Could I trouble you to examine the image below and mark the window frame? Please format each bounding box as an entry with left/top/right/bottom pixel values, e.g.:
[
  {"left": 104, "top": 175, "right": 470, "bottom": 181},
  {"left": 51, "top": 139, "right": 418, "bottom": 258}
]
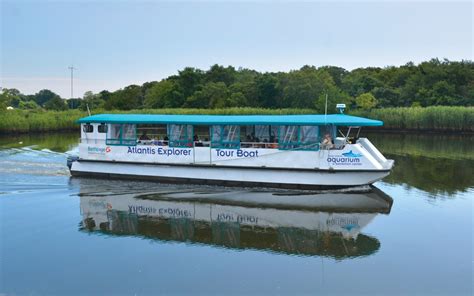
[
  {"left": 83, "top": 123, "right": 94, "bottom": 133},
  {"left": 105, "top": 124, "right": 137, "bottom": 146},
  {"left": 167, "top": 124, "right": 194, "bottom": 148},
  {"left": 211, "top": 125, "right": 241, "bottom": 149},
  {"left": 278, "top": 125, "right": 320, "bottom": 151},
  {"left": 98, "top": 123, "right": 108, "bottom": 133}
]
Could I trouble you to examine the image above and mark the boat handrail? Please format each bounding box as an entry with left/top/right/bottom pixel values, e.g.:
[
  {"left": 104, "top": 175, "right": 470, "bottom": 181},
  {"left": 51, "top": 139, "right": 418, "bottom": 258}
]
[
  {"left": 80, "top": 138, "right": 107, "bottom": 145},
  {"left": 80, "top": 138, "right": 347, "bottom": 151}
]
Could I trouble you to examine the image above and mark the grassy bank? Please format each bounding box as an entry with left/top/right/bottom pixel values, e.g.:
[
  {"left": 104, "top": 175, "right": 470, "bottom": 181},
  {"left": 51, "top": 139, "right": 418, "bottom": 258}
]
[
  {"left": 0, "top": 109, "right": 87, "bottom": 133},
  {"left": 0, "top": 106, "right": 472, "bottom": 134},
  {"left": 0, "top": 108, "right": 315, "bottom": 133},
  {"left": 352, "top": 106, "right": 474, "bottom": 132}
]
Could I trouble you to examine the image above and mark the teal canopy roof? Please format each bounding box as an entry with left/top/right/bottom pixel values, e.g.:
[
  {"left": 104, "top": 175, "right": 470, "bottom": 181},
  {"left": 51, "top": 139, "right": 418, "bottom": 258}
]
[{"left": 77, "top": 113, "right": 383, "bottom": 126}]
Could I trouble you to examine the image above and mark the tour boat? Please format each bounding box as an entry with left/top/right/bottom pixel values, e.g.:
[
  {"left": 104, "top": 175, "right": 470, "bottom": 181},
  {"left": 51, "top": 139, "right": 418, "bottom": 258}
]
[{"left": 69, "top": 107, "right": 394, "bottom": 188}]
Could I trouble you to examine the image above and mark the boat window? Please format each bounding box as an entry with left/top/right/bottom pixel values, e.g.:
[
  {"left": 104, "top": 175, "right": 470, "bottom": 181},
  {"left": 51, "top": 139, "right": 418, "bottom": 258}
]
[
  {"left": 211, "top": 125, "right": 240, "bottom": 149},
  {"left": 211, "top": 125, "right": 222, "bottom": 146},
  {"left": 83, "top": 124, "right": 93, "bottom": 133},
  {"left": 335, "top": 126, "right": 360, "bottom": 146},
  {"left": 279, "top": 125, "right": 320, "bottom": 150},
  {"left": 106, "top": 124, "right": 122, "bottom": 145},
  {"left": 105, "top": 124, "right": 136, "bottom": 146},
  {"left": 255, "top": 125, "right": 269, "bottom": 141},
  {"left": 320, "top": 125, "right": 338, "bottom": 150},
  {"left": 279, "top": 125, "right": 299, "bottom": 149},
  {"left": 136, "top": 124, "right": 168, "bottom": 145},
  {"left": 168, "top": 124, "right": 193, "bottom": 147},
  {"left": 121, "top": 124, "right": 137, "bottom": 145},
  {"left": 320, "top": 125, "right": 336, "bottom": 140},
  {"left": 300, "top": 126, "right": 319, "bottom": 150},
  {"left": 242, "top": 125, "right": 278, "bottom": 148},
  {"left": 98, "top": 123, "right": 107, "bottom": 133},
  {"left": 194, "top": 125, "right": 210, "bottom": 147}
]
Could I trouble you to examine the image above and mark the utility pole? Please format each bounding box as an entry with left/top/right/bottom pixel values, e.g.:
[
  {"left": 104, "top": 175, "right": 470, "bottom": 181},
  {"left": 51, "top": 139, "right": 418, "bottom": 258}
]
[
  {"left": 324, "top": 92, "right": 328, "bottom": 125},
  {"left": 68, "top": 66, "right": 76, "bottom": 99}
]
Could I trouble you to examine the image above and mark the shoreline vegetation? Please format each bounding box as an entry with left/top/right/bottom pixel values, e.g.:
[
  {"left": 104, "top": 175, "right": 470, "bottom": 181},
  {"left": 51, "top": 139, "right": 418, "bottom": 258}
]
[
  {"left": 1, "top": 106, "right": 473, "bottom": 134},
  {"left": 1, "top": 59, "right": 472, "bottom": 134}
]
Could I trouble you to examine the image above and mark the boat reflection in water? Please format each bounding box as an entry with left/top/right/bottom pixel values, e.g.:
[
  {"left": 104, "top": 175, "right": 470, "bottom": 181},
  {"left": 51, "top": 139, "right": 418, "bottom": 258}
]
[{"left": 78, "top": 180, "right": 392, "bottom": 259}]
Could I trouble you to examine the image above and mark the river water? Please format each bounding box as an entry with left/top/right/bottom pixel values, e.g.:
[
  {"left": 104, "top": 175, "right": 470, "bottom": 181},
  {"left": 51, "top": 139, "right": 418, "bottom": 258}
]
[{"left": 0, "top": 132, "right": 472, "bottom": 295}]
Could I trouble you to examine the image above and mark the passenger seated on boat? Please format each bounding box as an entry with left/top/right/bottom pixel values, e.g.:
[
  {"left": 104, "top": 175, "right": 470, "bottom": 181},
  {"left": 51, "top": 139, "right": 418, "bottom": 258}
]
[
  {"left": 194, "top": 135, "right": 203, "bottom": 147},
  {"left": 163, "top": 136, "right": 169, "bottom": 146},
  {"left": 268, "top": 136, "right": 277, "bottom": 149},
  {"left": 242, "top": 135, "right": 252, "bottom": 148},
  {"left": 150, "top": 137, "right": 159, "bottom": 145},
  {"left": 321, "top": 133, "right": 334, "bottom": 149},
  {"left": 269, "top": 138, "right": 278, "bottom": 149},
  {"left": 253, "top": 137, "right": 261, "bottom": 148},
  {"left": 139, "top": 132, "right": 150, "bottom": 141}
]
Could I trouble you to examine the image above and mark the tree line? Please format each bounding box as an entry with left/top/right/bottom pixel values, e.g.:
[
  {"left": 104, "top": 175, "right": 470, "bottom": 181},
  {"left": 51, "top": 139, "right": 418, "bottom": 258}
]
[{"left": 1, "top": 58, "right": 472, "bottom": 112}]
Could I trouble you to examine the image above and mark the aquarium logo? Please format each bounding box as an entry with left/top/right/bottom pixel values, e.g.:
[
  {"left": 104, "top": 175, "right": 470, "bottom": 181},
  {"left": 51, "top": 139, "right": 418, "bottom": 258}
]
[
  {"left": 342, "top": 150, "right": 363, "bottom": 158},
  {"left": 327, "top": 150, "right": 363, "bottom": 165}
]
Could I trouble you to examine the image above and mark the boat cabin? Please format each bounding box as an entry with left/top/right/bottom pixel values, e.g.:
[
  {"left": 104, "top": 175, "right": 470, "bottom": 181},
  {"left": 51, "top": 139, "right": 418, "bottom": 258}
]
[{"left": 79, "top": 114, "right": 382, "bottom": 151}]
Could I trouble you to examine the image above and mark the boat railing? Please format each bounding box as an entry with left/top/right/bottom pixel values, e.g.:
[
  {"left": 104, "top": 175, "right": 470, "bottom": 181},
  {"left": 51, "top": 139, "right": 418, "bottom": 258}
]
[
  {"left": 80, "top": 138, "right": 345, "bottom": 151},
  {"left": 135, "top": 141, "right": 279, "bottom": 149},
  {"left": 320, "top": 143, "right": 346, "bottom": 150},
  {"left": 240, "top": 142, "right": 279, "bottom": 149}
]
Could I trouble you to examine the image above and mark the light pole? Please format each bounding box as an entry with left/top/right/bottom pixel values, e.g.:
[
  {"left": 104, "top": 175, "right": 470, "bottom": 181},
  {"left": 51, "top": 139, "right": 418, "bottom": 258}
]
[{"left": 68, "top": 66, "right": 76, "bottom": 99}]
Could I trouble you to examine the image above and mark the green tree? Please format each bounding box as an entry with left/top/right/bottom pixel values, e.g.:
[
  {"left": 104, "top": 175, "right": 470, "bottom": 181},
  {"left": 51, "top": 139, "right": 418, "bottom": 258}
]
[
  {"left": 205, "top": 65, "right": 236, "bottom": 85},
  {"left": 282, "top": 66, "right": 343, "bottom": 110},
  {"left": 255, "top": 74, "right": 281, "bottom": 108},
  {"left": 44, "top": 96, "right": 69, "bottom": 110},
  {"left": 176, "top": 67, "right": 204, "bottom": 99},
  {"left": 229, "top": 68, "right": 259, "bottom": 107},
  {"left": 67, "top": 98, "right": 82, "bottom": 109},
  {"left": 356, "top": 93, "right": 378, "bottom": 110},
  {"left": 33, "top": 89, "right": 62, "bottom": 107},
  {"left": 319, "top": 66, "right": 347, "bottom": 88},
  {"left": 185, "top": 82, "right": 229, "bottom": 108},
  {"left": 0, "top": 88, "right": 21, "bottom": 108},
  {"left": 342, "top": 68, "right": 383, "bottom": 97},
  {"left": 0, "top": 90, "right": 8, "bottom": 109},
  {"left": 228, "top": 92, "right": 247, "bottom": 107},
  {"left": 282, "top": 67, "right": 322, "bottom": 108},
  {"left": 41, "top": 59, "right": 472, "bottom": 111},
  {"left": 19, "top": 100, "right": 40, "bottom": 109},
  {"left": 79, "top": 91, "right": 105, "bottom": 111},
  {"left": 105, "top": 85, "right": 142, "bottom": 110},
  {"left": 98, "top": 90, "right": 112, "bottom": 102},
  {"left": 144, "top": 80, "right": 184, "bottom": 108},
  {"left": 371, "top": 87, "right": 400, "bottom": 107}
]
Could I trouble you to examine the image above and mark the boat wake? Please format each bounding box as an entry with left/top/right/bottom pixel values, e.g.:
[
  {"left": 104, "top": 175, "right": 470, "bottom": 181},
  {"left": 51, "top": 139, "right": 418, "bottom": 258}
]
[{"left": 0, "top": 147, "right": 70, "bottom": 176}]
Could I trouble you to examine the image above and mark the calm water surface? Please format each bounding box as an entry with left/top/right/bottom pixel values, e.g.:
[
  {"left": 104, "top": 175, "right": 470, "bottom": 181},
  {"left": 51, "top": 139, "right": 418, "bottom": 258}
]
[{"left": 0, "top": 132, "right": 472, "bottom": 295}]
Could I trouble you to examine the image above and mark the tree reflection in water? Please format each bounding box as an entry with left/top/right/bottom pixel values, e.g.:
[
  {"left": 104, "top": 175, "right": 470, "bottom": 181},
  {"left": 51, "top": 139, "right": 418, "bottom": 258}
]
[{"left": 362, "top": 132, "right": 474, "bottom": 195}]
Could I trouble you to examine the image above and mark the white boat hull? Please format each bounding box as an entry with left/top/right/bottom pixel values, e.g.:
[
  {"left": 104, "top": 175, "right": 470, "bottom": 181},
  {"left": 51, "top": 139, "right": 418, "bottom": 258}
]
[{"left": 71, "top": 160, "right": 391, "bottom": 188}]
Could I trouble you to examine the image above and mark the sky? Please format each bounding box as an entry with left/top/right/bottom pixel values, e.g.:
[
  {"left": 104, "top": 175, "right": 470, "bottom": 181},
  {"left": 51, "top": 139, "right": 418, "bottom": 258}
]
[{"left": 1, "top": 0, "right": 472, "bottom": 98}]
